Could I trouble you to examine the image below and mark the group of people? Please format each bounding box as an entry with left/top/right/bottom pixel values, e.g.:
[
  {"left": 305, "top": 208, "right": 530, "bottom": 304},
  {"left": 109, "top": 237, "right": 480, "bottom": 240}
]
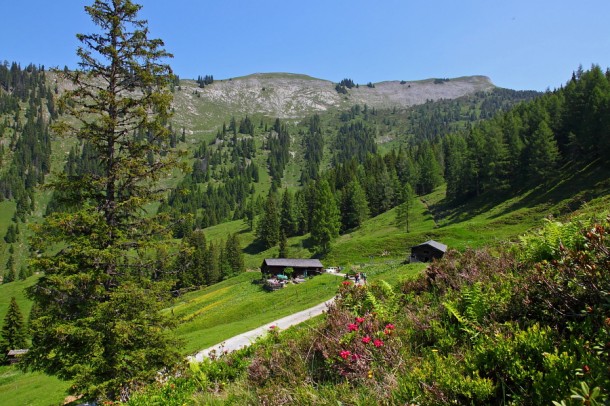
[{"left": 345, "top": 271, "right": 367, "bottom": 284}]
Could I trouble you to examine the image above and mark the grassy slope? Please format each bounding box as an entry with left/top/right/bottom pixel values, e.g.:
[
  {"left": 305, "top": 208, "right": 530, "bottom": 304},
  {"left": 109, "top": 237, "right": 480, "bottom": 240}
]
[
  {"left": 171, "top": 262, "right": 426, "bottom": 355},
  {"left": 0, "top": 366, "right": 69, "bottom": 406}
]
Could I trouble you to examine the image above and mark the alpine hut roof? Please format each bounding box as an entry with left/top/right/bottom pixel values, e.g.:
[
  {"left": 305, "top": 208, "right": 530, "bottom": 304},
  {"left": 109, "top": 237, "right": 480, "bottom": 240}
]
[{"left": 411, "top": 240, "right": 447, "bottom": 253}]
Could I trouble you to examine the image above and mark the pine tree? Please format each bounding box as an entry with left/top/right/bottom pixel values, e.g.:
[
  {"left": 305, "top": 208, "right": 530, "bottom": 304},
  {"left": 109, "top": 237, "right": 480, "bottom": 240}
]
[
  {"left": 280, "top": 189, "right": 297, "bottom": 237},
  {"left": 310, "top": 179, "right": 341, "bottom": 255},
  {"left": 1, "top": 297, "right": 27, "bottom": 358},
  {"left": 525, "top": 120, "right": 559, "bottom": 182},
  {"left": 204, "top": 241, "right": 220, "bottom": 285},
  {"left": 225, "top": 233, "right": 244, "bottom": 277},
  {"left": 25, "top": 1, "right": 181, "bottom": 400},
  {"left": 278, "top": 230, "right": 288, "bottom": 258},
  {"left": 4, "top": 254, "right": 16, "bottom": 283},
  {"left": 340, "top": 179, "right": 369, "bottom": 232},
  {"left": 396, "top": 183, "right": 415, "bottom": 233},
  {"left": 256, "top": 194, "right": 280, "bottom": 249},
  {"left": 2, "top": 297, "right": 27, "bottom": 353}
]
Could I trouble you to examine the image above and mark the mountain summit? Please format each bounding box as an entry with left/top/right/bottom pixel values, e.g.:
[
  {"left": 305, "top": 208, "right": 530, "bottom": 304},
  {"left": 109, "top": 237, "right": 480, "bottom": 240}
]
[{"left": 172, "top": 73, "right": 494, "bottom": 123}]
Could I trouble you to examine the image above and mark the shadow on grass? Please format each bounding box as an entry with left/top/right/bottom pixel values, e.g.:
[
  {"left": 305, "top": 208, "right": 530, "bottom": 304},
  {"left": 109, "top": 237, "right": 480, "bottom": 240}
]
[
  {"left": 428, "top": 159, "right": 610, "bottom": 227},
  {"left": 243, "top": 239, "right": 267, "bottom": 255}
]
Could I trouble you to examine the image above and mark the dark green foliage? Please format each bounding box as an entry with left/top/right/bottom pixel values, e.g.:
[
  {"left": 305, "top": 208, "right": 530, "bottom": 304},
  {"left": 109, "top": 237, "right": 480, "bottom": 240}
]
[
  {"left": 278, "top": 230, "right": 288, "bottom": 258},
  {"left": 340, "top": 179, "right": 369, "bottom": 232},
  {"left": 266, "top": 119, "right": 290, "bottom": 189},
  {"left": 334, "top": 120, "right": 377, "bottom": 165},
  {"left": 279, "top": 189, "right": 297, "bottom": 237},
  {"left": 4, "top": 254, "right": 16, "bottom": 284},
  {"left": 0, "top": 63, "right": 53, "bottom": 218},
  {"left": 3, "top": 223, "right": 19, "bottom": 243},
  {"left": 310, "top": 179, "right": 341, "bottom": 254},
  {"left": 225, "top": 233, "right": 245, "bottom": 277},
  {"left": 196, "top": 74, "right": 213, "bottom": 88},
  {"left": 334, "top": 83, "right": 348, "bottom": 94},
  {"left": 1, "top": 297, "right": 27, "bottom": 358},
  {"left": 26, "top": 0, "right": 181, "bottom": 400},
  {"left": 256, "top": 193, "right": 280, "bottom": 249},
  {"left": 445, "top": 65, "right": 610, "bottom": 202},
  {"left": 339, "top": 78, "right": 355, "bottom": 89},
  {"left": 300, "top": 115, "right": 324, "bottom": 184},
  {"left": 395, "top": 183, "right": 415, "bottom": 232}
]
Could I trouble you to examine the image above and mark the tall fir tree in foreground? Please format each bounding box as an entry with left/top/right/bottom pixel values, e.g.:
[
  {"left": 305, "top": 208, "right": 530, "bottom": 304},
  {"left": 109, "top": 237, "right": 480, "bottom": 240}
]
[{"left": 25, "top": 0, "right": 181, "bottom": 400}]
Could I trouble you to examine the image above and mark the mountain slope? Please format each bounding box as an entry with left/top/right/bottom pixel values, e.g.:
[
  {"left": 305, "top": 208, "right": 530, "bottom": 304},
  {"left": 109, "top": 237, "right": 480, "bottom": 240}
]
[{"left": 172, "top": 73, "right": 495, "bottom": 132}]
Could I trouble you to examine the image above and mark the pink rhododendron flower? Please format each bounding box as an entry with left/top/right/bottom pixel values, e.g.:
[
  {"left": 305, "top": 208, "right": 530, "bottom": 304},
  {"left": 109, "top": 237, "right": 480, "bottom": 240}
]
[
  {"left": 373, "top": 339, "right": 384, "bottom": 347},
  {"left": 339, "top": 350, "right": 351, "bottom": 360},
  {"left": 362, "top": 336, "right": 371, "bottom": 344},
  {"left": 348, "top": 323, "right": 359, "bottom": 332},
  {"left": 355, "top": 316, "right": 365, "bottom": 324}
]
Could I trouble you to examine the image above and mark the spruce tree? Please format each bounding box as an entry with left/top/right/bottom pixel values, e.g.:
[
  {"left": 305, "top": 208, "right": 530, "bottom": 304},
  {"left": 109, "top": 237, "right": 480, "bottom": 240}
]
[
  {"left": 280, "top": 189, "right": 297, "bottom": 237},
  {"left": 310, "top": 179, "right": 341, "bottom": 255},
  {"left": 396, "top": 183, "right": 415, "bottom": 233},
  {"left": 25, "top": 0, "right": 181, "bottom": 400},
  {"left": 278, "top": 230, "right": 288, "bottom": 258},
  {"left": 1, "top": 297, "right": 27, "bottom": 358},
  {"left": 256, "top": 194, "right": 280, "bottom": 249},
  {"left": 4, "top": 254, "right": 16, "bottom": 284},
  {"left": 225, "top": 233, "right": 244, "bottom": 276},
  {"left": 340, "top": 179, "right": 369, "bottom": 232}
]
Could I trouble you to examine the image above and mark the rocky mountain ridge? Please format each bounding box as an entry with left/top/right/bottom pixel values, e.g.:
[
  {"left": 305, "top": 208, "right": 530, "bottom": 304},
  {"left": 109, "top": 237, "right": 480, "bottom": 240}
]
[{"left": 171, "top": 73, "right": 495, "bottom": 130}]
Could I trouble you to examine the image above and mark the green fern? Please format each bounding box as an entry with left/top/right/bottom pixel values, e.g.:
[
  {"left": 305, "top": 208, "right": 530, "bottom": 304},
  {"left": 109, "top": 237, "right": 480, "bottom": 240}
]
[
  {"left": 362, "top": 281, "right": 399, "bottom": 321},
  {"left": 443, "top": 299, "right": 481, "bottom": 339},
  {"left": 463, "top": 282, "right": 487, "bottom": 324}
]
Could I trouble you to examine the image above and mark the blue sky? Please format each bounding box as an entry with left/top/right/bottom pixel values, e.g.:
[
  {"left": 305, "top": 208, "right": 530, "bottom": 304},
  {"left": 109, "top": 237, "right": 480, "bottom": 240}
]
[{"left": 3, "top": 0, "right": 610, "bottom": 91}]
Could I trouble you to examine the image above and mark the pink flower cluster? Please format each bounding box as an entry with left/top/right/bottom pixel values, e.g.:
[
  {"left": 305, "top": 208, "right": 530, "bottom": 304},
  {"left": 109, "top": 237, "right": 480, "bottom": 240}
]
[
  {"left": 338, "top": 315, "right": 394, "bottom": 361},
  {"left": 384, "top": 323, "right": 395, "bottom": 336},
  {"left": 340, "top": 350, "right": 351, "bottom": 360}
]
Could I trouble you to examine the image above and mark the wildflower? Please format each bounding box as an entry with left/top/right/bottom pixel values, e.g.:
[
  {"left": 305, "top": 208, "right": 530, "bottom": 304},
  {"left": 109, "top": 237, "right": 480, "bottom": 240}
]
[
  {"left": 355, "top": 316, "right": 365, "bottom": 324},
  {"left": 351, "top": 353, "right": 361, "bottom": 361},
  {"left": 373, "top": 339, "right": 383, "bottom": 348},
  {"left": 384, "top": 329, "right": 392, "bottom": 336},
  {"left": 342, "top": 280, "right": 352, "bottom": 286},
  {"left": 340, "top": 350, "right": 351, "bottom": 360},
  {"left": 348, "top": 323, "right": 359, "bottom": 332},
  {"left": 362, "top": 336, "right": 371, "bottom": 344},
  {"left": 367, "top": 370, "right": 373, "bottom": 379},
  {"left": 385, "top": 323, "right": 395, "bottom": 330}
]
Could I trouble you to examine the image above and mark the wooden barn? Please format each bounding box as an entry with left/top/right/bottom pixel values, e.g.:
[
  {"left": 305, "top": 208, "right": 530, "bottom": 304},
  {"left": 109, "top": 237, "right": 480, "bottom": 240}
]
[
  {"left": 261, "top": 258, "right": 323, "bottom": 278},
  {"left": 7, "top": 349, "right": 28, "bottom": 365},
  {"left": 409, "top": 240, "right": 447, "bottom": 262}
]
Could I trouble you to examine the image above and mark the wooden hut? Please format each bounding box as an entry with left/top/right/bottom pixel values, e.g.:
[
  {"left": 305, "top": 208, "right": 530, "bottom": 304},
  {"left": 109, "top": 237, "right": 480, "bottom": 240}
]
[
  {"left": 409, "top": 240, "right": 447, "bottom": 262},
  {"left": 261, "top": 258, "right": 323, "bottom": 278}
]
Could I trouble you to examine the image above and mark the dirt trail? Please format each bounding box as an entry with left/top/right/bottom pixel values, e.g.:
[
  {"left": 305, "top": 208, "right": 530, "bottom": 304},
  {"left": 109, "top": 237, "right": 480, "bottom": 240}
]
[{"left": 188, "top": 298, "right": 335, "bottom": 362}]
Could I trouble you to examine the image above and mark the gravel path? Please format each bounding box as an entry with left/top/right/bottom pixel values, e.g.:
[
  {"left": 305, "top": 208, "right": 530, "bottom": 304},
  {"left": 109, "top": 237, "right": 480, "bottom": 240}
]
[{"left": 188, "top": 298, "right": 335, "bottom": 362}]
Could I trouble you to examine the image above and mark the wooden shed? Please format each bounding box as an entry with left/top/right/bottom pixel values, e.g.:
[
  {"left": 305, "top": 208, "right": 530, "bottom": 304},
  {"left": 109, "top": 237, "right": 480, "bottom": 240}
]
[
  {"left": 261, "top": 258, "right": 323, "bottom": 278},
  {"left": 409, "top": 240, "right": 447, "bottom": 262},
  {"left": 7, "top": 349, "right": 28, "bottom": 365}
]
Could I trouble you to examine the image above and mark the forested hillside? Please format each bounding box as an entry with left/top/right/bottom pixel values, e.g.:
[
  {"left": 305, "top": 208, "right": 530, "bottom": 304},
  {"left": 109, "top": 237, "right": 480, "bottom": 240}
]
[
  {"left": 1, "top": 48, "right": 610, "bottom": 404},
  {"left": 118, "top": 66, "right": 610, "bottom": 406}
]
